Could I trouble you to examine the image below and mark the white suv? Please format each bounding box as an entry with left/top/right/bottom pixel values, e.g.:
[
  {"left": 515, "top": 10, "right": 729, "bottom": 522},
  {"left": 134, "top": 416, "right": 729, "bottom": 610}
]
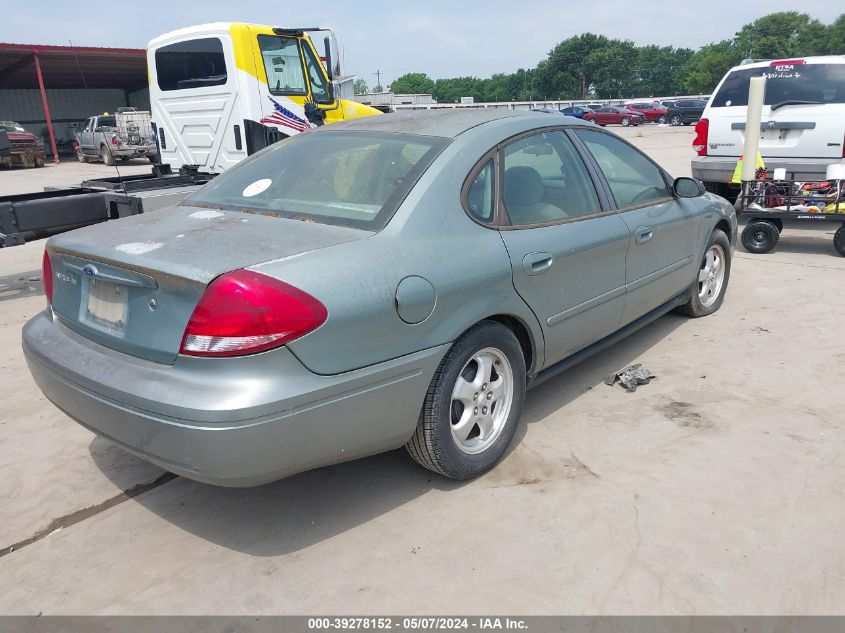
[{"left": 691, "top": 56, "right": 845, "bottom": 197}]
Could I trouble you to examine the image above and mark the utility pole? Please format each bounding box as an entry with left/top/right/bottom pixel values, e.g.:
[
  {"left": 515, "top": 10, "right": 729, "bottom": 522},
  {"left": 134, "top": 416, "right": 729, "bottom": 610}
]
[{"left": 374, "top": 69, "right": 383, "bottom": 92}]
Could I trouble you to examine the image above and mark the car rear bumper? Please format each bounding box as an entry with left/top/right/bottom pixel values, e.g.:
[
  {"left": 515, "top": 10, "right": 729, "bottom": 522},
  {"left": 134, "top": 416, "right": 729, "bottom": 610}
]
[
  {"left": 692, "top": 156, "right": 843, "bottom": 184},
  {"left": 23, "top": 311, "right": 447, "bottom": 486},
  {"left": 113, "top": 146, "right": 156, "bottom": 157}
]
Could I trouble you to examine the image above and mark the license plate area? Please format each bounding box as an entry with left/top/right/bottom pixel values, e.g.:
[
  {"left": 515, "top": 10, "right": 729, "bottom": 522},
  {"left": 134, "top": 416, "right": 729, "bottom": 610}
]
[{"left": 84, "top": 279, "right": 128, "bottom": 335}]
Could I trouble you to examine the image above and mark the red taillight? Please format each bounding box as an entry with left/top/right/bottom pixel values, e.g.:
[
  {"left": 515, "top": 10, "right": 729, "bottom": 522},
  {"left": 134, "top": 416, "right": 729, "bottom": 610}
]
[
  {"left": 692, "top": 118, "right": 709, "bottom": 156},
  {"left": 42, "top": 250, "right": 53, "bottom": 305},
  {"left": 180, "top": 269, "right": 327, "bottom": 357},
  {"left": 111, "top": 135, "right": 119, "bottom": 146}
]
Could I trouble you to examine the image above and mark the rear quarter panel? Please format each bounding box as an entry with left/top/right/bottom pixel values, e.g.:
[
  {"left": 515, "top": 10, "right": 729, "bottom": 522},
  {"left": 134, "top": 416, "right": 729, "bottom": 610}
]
[{"left": 251, "top": 126, "right": 546, "bottom": 376}]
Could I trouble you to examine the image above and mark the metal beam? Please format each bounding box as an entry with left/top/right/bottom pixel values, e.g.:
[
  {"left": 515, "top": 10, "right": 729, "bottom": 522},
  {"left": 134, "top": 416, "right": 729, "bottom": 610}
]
[
  {"left": 0, "top": 54, "right": 33, "bottom": 82},
  {"left": 32, "top": 52, "right": 59, "bottom": 165}
]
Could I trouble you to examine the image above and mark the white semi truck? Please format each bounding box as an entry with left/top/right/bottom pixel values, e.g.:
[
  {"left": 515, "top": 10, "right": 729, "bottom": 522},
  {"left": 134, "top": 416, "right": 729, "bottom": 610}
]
[{"left": 0, "top": 22, "right": 380, "bottom": 247}]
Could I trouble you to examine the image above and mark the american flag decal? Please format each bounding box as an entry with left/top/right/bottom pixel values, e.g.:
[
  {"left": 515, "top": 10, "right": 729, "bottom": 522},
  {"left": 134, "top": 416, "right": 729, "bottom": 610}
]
[{"left": 259, "top": 97, "right": 312, "bottom": 133}]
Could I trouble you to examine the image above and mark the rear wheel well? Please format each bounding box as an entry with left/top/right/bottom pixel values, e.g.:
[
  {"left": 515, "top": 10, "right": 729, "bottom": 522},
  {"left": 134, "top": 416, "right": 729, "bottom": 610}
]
[{"left": 482, "top": 315, "right": 536, "bottom": 375}]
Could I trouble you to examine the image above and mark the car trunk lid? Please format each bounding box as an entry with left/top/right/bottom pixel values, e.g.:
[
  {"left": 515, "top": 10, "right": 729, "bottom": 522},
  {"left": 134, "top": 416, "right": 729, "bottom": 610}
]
[{"left": 47, "top": 205, "right": 372, "bottom": 364}]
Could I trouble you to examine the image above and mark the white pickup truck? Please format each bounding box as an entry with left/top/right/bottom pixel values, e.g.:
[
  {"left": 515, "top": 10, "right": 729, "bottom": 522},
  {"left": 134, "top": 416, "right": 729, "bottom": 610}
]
[{"left": 75, "top": 108, "right": 160, "bottom": 165}]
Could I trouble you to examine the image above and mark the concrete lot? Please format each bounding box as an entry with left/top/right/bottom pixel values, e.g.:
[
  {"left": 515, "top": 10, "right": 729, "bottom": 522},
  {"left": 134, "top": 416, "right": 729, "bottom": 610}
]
[
  {"left": 0, "top": 157, "right": 153, "bottom": 197},
  {"left": 1, "top": 125, "right": 844, "bottom": 615}
]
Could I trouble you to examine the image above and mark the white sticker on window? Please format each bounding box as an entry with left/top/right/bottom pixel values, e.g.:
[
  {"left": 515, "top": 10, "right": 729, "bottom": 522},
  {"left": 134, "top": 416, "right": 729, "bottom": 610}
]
[{"left": 242, "top": 179, "right": 272, "bottom": 197}]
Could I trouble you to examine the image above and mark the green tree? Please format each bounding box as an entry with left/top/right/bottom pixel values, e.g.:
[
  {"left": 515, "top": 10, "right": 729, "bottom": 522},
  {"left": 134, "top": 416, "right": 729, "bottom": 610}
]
[
  {"left": 635, "top": 46, "right": 694, "bottom": 96},
  {"left": 734, "top": 12, "right": 825, "bottom": 59},
  {"left": 533, "top": 33, "right": 612, "bottom": 99},
  {"left": 682, "top": 40, "right": 742, "bottom": 94},
  {"left": 818, "top": 13, "right": 845, "bottom": 54},
  {"left": 352, "top": 78, "right": 369, "bottom": 95},
  {"left": 389, "top": 72, "right": 436, "bottom": 94}
]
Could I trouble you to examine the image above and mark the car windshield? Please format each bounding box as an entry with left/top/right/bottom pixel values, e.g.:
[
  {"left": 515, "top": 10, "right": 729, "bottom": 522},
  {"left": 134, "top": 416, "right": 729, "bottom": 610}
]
[
  {"left": 0, "top": 122, "right": 25, "bottom": 132},
  {"left": 712, "top": 63, "right": 845, "bottom": 108},
  {"left": 183, "top": 131, "right": 449, "bottom": 230}
]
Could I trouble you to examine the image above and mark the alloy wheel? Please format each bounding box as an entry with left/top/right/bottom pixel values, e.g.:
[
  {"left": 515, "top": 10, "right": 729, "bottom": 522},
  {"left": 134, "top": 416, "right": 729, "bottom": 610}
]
[
  {"left": 450, "top": 347, "right": 514, "bottom": 455},
  {"left": 698, "top": 244, "right": 726, "bottom": 307}
]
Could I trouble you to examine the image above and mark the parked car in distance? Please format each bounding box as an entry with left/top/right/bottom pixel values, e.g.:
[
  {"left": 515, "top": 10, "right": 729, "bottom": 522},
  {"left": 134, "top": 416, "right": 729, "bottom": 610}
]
[
  {"left": 625, "top": 102, "right": 668, "bottom": 123},
  {"left": 75, "top": 109, "right": 159, "bottom": 166},
  {"left": 659, "top": 100, "right": 677, "bottom": 108},
  {"left": 666, "top": 99, "right": 707, "bottom": 126},
  {"left": 584, "top": 103, "right": 604, "bottom": 111},
  {"left": 24, "top": 109, "right": 736, "bottom": 487},
  {"left": 583, "top": 105, "right": 644, "bottom": 127},
  {"left": 692, "top": 56, "right": 845, "bottom": 198},
  {"left": 0, "top": 121, "right": 45, "bottom": 168},
  {"left": 531, "top": 108, "right": 566, "bottom": 115},
  {"left": 561, "top": 106, "right": 591, "bottom": 119}
]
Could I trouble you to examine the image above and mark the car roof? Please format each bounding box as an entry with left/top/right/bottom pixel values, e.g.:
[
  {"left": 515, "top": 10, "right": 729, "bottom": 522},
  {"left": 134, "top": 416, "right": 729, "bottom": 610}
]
[{"left": 320, "top": 109, "right": 580, "bottom": 139}]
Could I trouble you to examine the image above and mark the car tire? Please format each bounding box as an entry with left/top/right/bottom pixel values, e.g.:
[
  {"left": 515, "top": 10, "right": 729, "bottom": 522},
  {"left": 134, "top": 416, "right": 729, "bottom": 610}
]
[
  {"left": 149, "top": 154, "right": 161, "bottom": 164},
  {"left": 658, "top": 115, "right": 667, "bottom": 124},
  {"left": 35, "top": 157, "right": 45, "bottom": 168},
  {"left": 670, "top": 114, "right": 682, "bottom": 126},
  {"left": 834, "top": 224, "right": 845, "bottom": 257},
  {"left": 406, "top": 320, "right": 526, "bottom": 480},
  {"left": 675, "top": 228, "right": 731, "bottom": 318},
  {"left": 100, "top": 145, "right": 115, "bottom": 166},
  {"left": 741, "top": 220, "right": 779, "bottom": 254},
  {"left": 621, "top": 117, "right": 631, "bottom": 127},
  {"left": 77, "top": 149, "right": 89, "bottom": 163}
]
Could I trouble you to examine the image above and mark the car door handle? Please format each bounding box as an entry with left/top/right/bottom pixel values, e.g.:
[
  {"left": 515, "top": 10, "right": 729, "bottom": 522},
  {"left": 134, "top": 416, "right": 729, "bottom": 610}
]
[
  {"left": 635, "top": 226, "right": 654, "bottom": 245},
  {"left": 522, "top": 252, "right": 554, "bottom": 276}
]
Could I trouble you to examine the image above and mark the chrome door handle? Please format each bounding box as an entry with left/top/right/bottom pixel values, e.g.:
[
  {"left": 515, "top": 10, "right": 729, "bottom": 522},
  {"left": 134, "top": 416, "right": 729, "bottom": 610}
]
[
  {"left": 635, "top": 226, "right": 654, "bottom": 245},
  {"left": 523, "top": 252, "right": 554, "bottom": 276}
]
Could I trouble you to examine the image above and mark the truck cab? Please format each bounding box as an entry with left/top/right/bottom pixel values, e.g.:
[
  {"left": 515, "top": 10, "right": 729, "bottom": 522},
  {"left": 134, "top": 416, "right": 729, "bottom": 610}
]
[{"left": 147, "top": 22, "right": 381, "bottom": 173}]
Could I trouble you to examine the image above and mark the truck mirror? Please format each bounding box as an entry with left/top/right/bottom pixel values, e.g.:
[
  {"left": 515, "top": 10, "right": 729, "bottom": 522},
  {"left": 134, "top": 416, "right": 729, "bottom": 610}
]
[{"left": 324, "top": 35, "right": 340, "bottom": 80}]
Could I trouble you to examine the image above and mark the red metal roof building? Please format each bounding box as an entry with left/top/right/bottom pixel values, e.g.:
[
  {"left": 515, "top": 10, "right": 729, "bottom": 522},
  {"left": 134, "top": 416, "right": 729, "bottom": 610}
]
[{"left": 0, "top": 43, "right": 148, "bottom": 163}]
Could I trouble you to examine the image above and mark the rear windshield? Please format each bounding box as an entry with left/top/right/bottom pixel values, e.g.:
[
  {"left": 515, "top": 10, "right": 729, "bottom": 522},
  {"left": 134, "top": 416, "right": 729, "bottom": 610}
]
[
  {"left": 183, "top": 131, "right": 449, "bottom": 230},
  {"left": 98, "top": 116, "right": 116, "bottom": 128},
  {"left": 712, "top": 63, "right": 845, "bottom": 108}
]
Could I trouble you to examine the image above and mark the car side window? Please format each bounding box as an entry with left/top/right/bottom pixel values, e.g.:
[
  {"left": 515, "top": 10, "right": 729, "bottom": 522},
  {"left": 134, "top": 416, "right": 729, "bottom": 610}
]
[
  {"left": 502, "top": 130, "right": 601, "bottom": 225},
  {"left": 466, "top": 158, "right": 496, "bottom": 222},
  {"left": 576, "top": 129, "right": 670, "bottom": 208}
]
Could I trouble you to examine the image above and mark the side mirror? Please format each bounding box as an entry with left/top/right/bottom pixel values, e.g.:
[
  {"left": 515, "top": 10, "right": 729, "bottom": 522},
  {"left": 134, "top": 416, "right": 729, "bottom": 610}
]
[
  {"left": 324, "top": 35, "right": 340, "bottom": 80},
  {"left": 674, "top": 176, "right": 706, "bottom": 198}
]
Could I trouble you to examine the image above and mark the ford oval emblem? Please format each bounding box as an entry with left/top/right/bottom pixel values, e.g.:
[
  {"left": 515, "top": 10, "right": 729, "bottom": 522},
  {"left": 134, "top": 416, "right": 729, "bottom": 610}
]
[{"left": 82, "top": 264, "right": 98, "bottom": 278}]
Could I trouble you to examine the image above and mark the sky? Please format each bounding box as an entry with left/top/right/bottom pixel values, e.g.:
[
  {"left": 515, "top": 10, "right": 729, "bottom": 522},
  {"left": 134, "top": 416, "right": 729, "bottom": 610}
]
[{"left": 0, "top": 0, "right": 840, "bottom": 87}]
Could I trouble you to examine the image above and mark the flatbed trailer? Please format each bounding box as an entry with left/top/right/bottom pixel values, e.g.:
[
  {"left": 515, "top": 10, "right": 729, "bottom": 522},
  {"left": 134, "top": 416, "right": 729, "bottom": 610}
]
[{"left": 0, "top": 168, "right": 214, "bottom": 247}]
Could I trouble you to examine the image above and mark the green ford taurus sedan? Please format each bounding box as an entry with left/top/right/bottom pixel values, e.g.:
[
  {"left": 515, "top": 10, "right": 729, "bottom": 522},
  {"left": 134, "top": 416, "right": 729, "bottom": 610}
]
[{"left": 23, "top": 109, "right": 736, "bottom": 486}]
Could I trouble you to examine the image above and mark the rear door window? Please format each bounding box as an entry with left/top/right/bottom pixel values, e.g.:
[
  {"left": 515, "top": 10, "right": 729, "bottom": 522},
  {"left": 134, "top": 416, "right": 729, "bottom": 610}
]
[
  {"left": 502, "top": 130, "right": 602, "bottom": 225},
  {"left": 155, "top": 37, "right": 228, "bottom": 91},
  {"left": 712, "top": 63, "right": 845, "bottom": 108}
]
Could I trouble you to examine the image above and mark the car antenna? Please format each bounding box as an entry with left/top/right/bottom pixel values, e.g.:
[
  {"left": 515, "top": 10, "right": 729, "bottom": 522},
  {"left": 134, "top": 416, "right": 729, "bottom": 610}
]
[{"left": 69, "top": 39, "right": 128, "bottom": 201}]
